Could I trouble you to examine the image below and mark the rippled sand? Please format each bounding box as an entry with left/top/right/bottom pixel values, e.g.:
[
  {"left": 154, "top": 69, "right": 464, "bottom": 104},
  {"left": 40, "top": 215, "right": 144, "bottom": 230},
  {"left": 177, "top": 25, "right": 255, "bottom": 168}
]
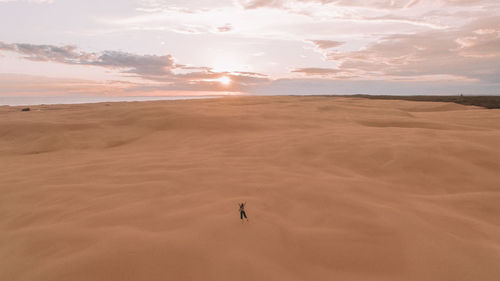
[{"left": 1, "top": 96, "right": 500, "bottom": 281}]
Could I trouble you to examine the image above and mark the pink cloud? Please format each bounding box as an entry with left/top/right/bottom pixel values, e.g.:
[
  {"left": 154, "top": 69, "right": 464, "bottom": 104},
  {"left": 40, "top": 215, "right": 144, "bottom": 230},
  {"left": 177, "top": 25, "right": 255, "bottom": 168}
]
[
  {"left": 322, "top": 16, "right": 500, "bottom": 82},
  {"left": 0, "top": 42, "right": 271, "bottom": 93},
  {"left": 308, "top": 40, "right": 344, "bottom": 49},
  {"left": 292, "top": 67, "right": 342, "bottom": 75},
  {"left": 217, "top": 23, "right": 233, "bottom": 32}
]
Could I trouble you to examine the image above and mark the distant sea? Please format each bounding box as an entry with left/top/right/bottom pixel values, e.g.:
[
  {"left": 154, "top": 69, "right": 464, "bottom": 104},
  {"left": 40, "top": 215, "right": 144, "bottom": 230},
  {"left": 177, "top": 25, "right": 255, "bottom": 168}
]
[{"left": 0, "top": 96, "right": 221, "bottom": 106}]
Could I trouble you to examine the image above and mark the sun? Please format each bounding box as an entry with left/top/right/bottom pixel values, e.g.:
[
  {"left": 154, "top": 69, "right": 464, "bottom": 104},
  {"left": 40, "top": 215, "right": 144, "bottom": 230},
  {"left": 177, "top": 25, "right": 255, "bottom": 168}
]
[{"left": 216, "top": 76, "right": 231, "bottom": 86}]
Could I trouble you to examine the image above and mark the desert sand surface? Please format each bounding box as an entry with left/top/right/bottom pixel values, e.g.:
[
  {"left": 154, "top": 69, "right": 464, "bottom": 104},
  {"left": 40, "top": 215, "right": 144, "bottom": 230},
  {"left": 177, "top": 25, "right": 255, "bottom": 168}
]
[{"left": 1, "top": 96, "right": 500, "bottom": 281}]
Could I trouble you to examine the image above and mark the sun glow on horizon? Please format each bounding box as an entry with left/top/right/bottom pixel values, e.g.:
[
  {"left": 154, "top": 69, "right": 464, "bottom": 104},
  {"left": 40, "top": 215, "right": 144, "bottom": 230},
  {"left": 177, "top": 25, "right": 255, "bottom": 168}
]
[{"left": 216, "top": 76, "right": 231, "bottom": 86}]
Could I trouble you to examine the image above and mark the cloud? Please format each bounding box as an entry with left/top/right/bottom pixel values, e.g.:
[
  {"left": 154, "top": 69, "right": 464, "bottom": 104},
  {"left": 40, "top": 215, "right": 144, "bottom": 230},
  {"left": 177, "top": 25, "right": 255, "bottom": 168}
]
[
  {"left": 0, "top": 41, "right": 270, "bottom": 92},
  {"left": 290, "top": 68, "right": 361, "bottom": 79},
  {"left": 358, "top": 15, "right": 448, "bottom": 29},
  {"left": 230, "top": 0, "right": 498, "bottom": 37},
  {"left": 0, "top": 42, "right": 82, "bottom": 62},
  {"left": 0, "top": 42, "right": 176, "bottom": 77},
  {"left": 0, "top": 73, "right": 260, "bottom": 96},
  {"left": 308, "top": 40, "right": 344, "bottom": 49},
  {"left": 217, "top": 23, "right": 233, "bottom": 32},
  {"left": 235, "top": 0, "right": 498, "bottom": 31},
  {"left": 126, "top": 73, "right": 270, "bottom": 93},
  {"left": 291, "top": 67, "right": 342, "bottom": 75},
  {"left": 322, "top": 16, "right": 500, "bottom": 82},
  {"left": 238, "top": 0, "right": 284, "bottom": 9},
  {"left": 90, "top": 51, "right": 175, "bottom": 76}
]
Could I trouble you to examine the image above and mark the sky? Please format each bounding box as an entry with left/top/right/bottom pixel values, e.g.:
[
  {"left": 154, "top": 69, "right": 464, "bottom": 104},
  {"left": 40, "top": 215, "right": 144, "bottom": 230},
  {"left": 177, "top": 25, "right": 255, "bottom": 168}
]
[{"left": 0, "top": 0, "right": 499, "bottom": 97}]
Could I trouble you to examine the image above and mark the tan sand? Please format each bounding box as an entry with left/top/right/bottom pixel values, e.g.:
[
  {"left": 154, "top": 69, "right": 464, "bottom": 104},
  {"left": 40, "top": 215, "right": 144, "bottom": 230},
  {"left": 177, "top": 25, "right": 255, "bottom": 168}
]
[{"left": 1, "top": 96, "right": 500, "bottom": 281}]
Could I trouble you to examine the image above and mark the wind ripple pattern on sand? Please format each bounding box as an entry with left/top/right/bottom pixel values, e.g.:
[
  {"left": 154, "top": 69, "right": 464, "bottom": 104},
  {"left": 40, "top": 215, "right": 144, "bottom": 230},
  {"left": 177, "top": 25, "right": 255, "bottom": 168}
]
[{"left": 1, "top": 96, "right": 500, "bottom": 281}]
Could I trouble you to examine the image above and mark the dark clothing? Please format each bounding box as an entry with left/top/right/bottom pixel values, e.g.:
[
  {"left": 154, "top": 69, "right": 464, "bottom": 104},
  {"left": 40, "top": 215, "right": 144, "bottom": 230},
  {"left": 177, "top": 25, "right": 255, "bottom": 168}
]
[{"left": 239, "top": 203, "right": 247, "bottom": 220}]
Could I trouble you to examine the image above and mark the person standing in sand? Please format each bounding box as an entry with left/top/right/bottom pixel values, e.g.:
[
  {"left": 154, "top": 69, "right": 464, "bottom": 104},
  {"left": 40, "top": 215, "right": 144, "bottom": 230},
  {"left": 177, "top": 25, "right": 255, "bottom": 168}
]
[{"left": 239, "top": 202, "right": 248, "bottom": 222}]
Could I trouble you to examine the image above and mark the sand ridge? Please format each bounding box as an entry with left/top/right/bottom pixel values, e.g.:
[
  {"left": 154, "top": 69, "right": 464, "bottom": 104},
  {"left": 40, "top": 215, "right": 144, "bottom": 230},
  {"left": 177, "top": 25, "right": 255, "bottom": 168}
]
[{"left": 1, "top": 96, "right": 500, "bottom": 281}]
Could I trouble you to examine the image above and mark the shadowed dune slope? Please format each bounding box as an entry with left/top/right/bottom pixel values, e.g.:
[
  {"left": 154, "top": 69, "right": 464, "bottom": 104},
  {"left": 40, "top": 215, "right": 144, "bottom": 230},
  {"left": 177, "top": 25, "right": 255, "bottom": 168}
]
[{"left": 1, "top": 96, "right": 500, "bottom": 281}]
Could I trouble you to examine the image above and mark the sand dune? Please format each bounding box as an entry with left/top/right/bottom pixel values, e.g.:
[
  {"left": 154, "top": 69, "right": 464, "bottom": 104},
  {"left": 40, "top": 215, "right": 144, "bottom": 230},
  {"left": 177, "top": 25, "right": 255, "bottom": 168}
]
[{"left": 1, "top": 96, "right": 500, "bottom": 281}]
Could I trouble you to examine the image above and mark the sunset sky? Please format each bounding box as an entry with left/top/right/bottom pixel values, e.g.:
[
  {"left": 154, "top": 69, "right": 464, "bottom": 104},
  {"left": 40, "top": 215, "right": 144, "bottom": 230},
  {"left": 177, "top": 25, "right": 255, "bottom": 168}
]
[{"left": 0, "top": 0, "right": 499, "bottom": 96}]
